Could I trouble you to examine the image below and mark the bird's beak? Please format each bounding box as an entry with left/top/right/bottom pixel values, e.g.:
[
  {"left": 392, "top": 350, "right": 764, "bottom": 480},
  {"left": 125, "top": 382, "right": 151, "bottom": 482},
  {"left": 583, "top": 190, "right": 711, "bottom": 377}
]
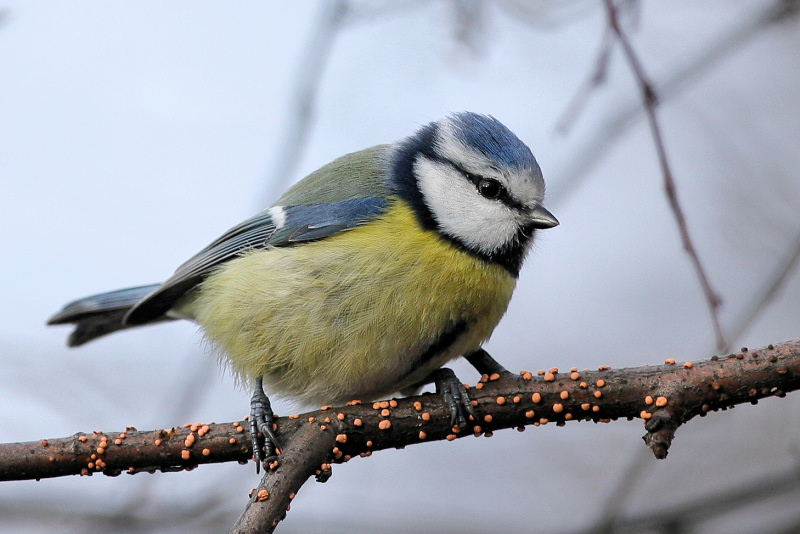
[{"left": 527, "top": 205, "right": 559, "bottom": 229}]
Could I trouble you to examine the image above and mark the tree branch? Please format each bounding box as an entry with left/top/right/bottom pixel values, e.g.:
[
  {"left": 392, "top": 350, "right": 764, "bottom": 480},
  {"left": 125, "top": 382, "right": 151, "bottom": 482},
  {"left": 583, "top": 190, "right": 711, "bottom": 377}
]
[
  {"left": 2, "top": 339, "right": 800, "bottom": 531},
  {"left": 603, "top": 0, "right": 726, "bottom": 350}
]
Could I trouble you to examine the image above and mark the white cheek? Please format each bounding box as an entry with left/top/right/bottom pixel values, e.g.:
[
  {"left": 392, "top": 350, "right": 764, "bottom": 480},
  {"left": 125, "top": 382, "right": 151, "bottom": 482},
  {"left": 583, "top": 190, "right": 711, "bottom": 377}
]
[{"left": 415, "top": 158, "right": 519, "bottom": 254}]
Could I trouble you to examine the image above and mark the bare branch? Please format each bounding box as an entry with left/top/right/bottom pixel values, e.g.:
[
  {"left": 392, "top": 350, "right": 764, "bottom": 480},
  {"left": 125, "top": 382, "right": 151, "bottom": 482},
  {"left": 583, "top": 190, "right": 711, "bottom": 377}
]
[
  {"left": 603, "top": 0, "right": 725, "bottom": 349},
  {"left": 548, "top": 0, "right": 800, "bottom": 203},
  {"left": 2, "top": 340, "right": 800, "bottom": 531}
]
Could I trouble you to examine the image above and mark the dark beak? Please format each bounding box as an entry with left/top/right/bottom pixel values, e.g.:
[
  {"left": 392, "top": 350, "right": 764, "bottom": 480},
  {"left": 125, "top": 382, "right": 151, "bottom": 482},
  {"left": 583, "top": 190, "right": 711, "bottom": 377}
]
[{"left": 527, "top": 205, "right": 559, "bottom": 229}]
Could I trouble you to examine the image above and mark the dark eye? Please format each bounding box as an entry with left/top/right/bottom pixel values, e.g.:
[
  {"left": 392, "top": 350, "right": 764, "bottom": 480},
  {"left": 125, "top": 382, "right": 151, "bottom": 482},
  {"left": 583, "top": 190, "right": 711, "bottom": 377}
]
[{"left": 477, "top": 178, "right": 503, "bottom": 199}]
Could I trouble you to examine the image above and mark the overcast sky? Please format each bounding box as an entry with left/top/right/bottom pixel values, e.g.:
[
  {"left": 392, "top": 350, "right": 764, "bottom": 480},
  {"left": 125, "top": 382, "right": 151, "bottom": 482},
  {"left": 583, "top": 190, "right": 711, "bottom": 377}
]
[{"left": 1, "top": 2, "right": 800, "bottom": 532}]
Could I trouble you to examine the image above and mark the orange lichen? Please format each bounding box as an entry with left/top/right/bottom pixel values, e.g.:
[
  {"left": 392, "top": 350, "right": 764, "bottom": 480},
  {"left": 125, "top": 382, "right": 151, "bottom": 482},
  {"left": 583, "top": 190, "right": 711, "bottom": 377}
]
[
  {"left": 489, "top": 373, "right": 501, "bottom": 381},
  {"left": 525, "top": 410, "right": 535, "bottom": 418},
  {"left": 257, "top": 489, "right": 269, "bottom": 501},
  {"left": 655, "top": 396, "right": 668, "bottom": 407},
  {"left": 378, "top": 420, "right": 392, "bottom": 430},
  {"left": 593, "top": 391, "right": 602, "bottom": 399},
  {"left": 595, "top": 379, "right": 606, "bottom": 388},
  {"left": 496, "top": 396, "right": 506, "bottom": 405},
  {"left": 665, "top": 358, "right": 675, "bottom": 364},
  {"left": 413, "top": 401, "right": 423, "bottom": 411},
  {"left": 421, "top": 413, "right": 431, "bottom": 421},
  {"left": 484, "top": 414, "right": 493, "bottom": 423},
  {"left": 380, "top": 409, "right": 390, "bottom": 417},
  {"left": 543, "top": 372, "right": 555, "bottom": 382},
  {"left": 181, "top": 450, "right": 191, "bottom": 460},
  {"left": 552, "top": 403, "right": 564, "bottom": 413},
  {"left": 560, "top": 391, "right": 569, "bottom": 400},
  {"left": 645, "top": 395, "right": 654, "bottom": 405},
  {"left": 683, "top": 362, "right": 693, "bottom": 369},
  {"left": 354, "top": 418, "right": 363, "bottom": 427},
  {"left": 418, "top": 431, "right": 427, "bottom": 439},
  {"left": 531, "top": 392, "right": 542, "bottom": 403}
]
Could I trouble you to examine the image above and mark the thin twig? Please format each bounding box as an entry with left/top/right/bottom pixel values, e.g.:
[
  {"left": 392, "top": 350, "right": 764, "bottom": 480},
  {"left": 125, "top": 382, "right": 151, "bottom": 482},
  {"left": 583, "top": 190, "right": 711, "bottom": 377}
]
[
  {"left": 548, "top": 0, "right": 800, "bottom": 204},
  {"left": 603, "top": 0, "right": 725, "bottom": 349}
]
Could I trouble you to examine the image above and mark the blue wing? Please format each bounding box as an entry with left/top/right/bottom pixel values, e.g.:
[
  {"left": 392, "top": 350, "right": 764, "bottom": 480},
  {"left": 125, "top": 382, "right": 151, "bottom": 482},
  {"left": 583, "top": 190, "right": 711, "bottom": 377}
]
[{"left": 124, "top": 196, "right": 387, "bottom": 324}]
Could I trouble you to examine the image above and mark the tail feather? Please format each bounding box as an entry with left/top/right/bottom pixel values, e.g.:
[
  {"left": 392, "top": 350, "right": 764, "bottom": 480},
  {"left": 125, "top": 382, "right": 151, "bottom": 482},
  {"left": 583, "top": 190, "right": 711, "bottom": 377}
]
[{"left": 48, "top": 284, "right": 174, "bottom": 347}]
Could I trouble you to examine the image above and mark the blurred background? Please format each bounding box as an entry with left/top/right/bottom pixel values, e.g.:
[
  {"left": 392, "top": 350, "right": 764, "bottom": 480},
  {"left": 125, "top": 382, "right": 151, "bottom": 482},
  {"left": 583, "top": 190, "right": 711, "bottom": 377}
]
[{"left": 1, "top": 1, "right": 800, "bottom": 532}]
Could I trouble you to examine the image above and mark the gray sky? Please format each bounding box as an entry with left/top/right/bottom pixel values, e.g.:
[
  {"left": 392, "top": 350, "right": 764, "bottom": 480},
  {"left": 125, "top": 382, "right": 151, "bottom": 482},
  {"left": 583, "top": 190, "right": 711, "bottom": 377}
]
[{"left": 1, "top": 2, "right": 800, "bottom": 532}]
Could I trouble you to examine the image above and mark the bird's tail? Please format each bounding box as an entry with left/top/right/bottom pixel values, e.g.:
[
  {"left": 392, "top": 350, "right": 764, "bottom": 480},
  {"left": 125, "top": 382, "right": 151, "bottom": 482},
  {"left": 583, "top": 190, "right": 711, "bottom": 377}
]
[{"left": 48, "top": 284, "right": 173, "bottom": 347}]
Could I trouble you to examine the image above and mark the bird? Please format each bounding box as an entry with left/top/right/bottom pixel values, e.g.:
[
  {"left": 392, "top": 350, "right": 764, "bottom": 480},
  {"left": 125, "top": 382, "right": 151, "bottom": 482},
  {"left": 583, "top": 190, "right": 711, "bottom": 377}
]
[{"left": 48, "top": 112, "right": 558, "bottom": 469}]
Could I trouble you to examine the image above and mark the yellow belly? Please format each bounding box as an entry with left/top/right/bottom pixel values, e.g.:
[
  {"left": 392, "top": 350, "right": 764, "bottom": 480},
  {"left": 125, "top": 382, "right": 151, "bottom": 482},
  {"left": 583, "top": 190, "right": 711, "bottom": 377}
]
[{"left": 189, "top": 200, "right": 516, "bottom": 405}]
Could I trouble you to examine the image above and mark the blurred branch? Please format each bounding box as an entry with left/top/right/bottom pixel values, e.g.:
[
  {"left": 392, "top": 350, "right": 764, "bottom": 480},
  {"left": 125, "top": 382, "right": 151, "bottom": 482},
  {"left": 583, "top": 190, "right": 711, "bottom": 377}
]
[
  {"left": 2, "top": 340, "right": 800, "bottom": 532},
  {"left": 554, "top": 22, "right": 614, "bottom": 135},
  {"left": 724, "top": 228, "right": 800, "bottom": 352},
  {"left": 581, "top": 462, "right": 800, "bottom": 533},
  {"left": 260, "top": 0, "right": 348, "bottom": 206},
  {"left": 549, "top": 0, "right": 800, "bottom": 204},
  {"left": 604, "top": 0, "right": 725, "bottom": 349}
]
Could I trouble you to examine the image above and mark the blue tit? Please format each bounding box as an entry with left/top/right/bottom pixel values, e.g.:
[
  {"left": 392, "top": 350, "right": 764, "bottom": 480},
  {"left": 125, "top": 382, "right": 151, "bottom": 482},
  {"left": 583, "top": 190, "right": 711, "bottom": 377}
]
[{"left": 48, "top": 112, "right": 558, "bottom": 467}]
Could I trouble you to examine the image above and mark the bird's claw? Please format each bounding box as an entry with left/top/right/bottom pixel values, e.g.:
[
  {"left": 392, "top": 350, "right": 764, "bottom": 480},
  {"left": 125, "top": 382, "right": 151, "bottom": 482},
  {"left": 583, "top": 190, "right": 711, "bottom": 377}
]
[
  {"left": 250, "top": 377, "right": 280, "bottom": 473},
  {"left": 432, "top": 368, "right": 475, "bottom": 429}
]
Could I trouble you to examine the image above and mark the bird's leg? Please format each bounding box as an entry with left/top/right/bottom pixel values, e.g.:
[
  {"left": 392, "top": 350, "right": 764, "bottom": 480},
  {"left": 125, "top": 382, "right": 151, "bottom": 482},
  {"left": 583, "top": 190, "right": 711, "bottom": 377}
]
[
  {"left": 426, "top": 367, "right": 476, "bottom": 430},
  {"left": 465, "top": 348, "right": 513, "bottom": 379},
  {"left": 249, "top": 377, "right": 280, "bottom": 473}
]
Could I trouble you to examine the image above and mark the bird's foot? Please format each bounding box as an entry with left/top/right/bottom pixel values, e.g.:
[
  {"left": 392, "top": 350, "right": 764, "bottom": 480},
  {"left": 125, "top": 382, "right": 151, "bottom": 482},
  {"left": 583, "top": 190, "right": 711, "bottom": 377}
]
[
  {"left": 250, "top": 377, "right": 280, "bottom": 473},
  {"left": 430, "top": 367, "right": 476, "bottom": 429}
]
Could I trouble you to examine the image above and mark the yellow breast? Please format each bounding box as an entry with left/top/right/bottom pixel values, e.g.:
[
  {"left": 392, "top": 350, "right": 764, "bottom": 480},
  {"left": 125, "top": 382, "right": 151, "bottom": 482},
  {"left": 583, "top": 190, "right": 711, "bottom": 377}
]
[{"left": 190, "top": 199, "right": 517, "bottom": 404}]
